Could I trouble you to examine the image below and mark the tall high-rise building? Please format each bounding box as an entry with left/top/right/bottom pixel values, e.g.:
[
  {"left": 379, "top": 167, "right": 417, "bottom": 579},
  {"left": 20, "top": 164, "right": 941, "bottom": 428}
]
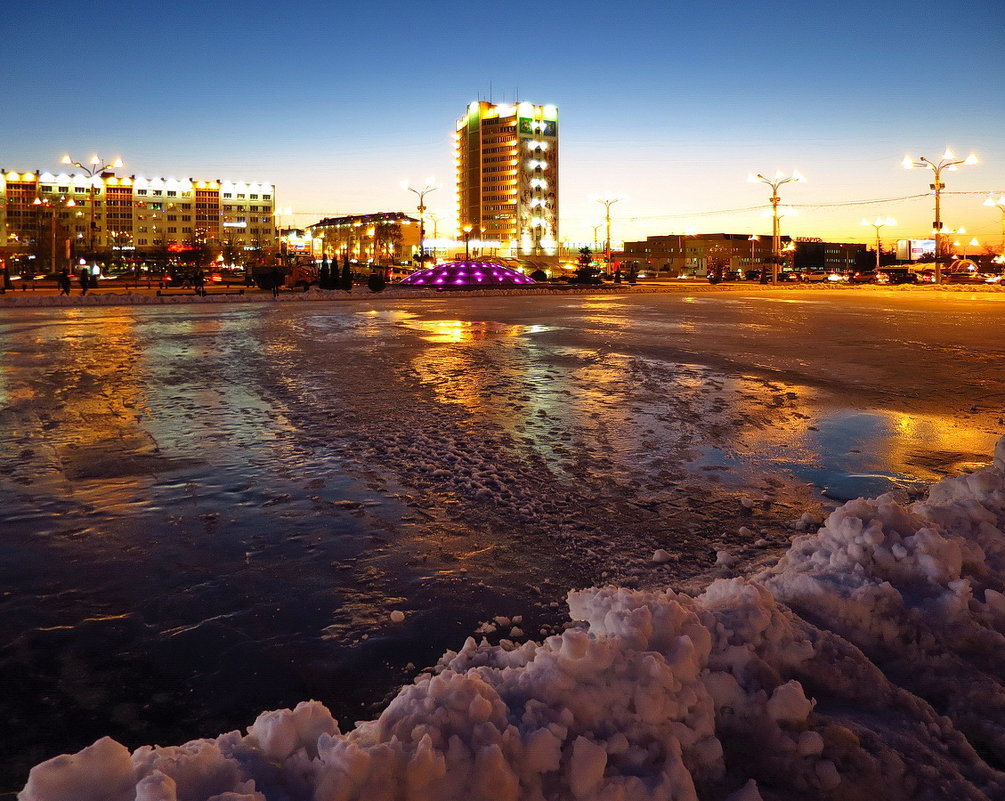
[{"left": 454, "top": 101, "right": 558, "bottom": 258}]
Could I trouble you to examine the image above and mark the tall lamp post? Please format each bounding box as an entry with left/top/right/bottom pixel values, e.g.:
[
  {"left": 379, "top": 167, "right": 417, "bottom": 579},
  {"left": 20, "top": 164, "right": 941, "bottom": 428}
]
[
  {"left": 590, "top": 223, "right": 603, "bottom": 256},
  {"left": 463, "top": 225, "right": 473, "bottom": 260},
  {"left": 861, "top": 217, "right": 895, "bottom": 270},
  {"left": 32, "top": 195, "right": 76, "bottom": 273},
  {"left": 402, "top": 179, "right": 437, "bottom": 266},
  {"left": 902, "top": 150, "right": 977, "bottom": 284},
  {"left": 984, "top": 194, "right": 1005, "bottom": 253},
  {"left": 594, "top": 195, "right": 621, "bottom": 277},
  {"left": 61, "top": 154, "right": 123, "bottom": 260},
  {"left": 748, "top": 170, "right": 804, "bottom": 283}
]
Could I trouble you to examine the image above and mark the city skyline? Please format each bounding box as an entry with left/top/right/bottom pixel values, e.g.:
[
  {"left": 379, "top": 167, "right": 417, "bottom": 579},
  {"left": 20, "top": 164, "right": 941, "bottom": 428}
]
[{"left": 5, "top": 0, "right": 1004, "bottom": 248}]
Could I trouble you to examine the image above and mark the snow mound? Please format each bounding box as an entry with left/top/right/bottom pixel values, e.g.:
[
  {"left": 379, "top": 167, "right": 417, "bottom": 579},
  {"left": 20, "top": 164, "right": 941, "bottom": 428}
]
[{"left": 20, "top": 437, "right": 1005, "bottom": 800}]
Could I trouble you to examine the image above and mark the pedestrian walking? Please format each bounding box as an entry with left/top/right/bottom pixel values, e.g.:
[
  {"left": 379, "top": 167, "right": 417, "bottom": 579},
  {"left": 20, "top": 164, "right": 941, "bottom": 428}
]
[
  {"left": 271, "top": 266, "right": 281, "bottom": 297},
  {"left": 59, "top": 269, "right": 71, "bottom": 296},
  {"left": 79, "top": 267, "right": 89, "bottom": 296}
]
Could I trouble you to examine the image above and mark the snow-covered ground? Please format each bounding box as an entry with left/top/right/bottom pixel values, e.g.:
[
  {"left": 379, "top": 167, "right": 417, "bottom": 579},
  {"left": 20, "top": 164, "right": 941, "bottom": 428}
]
[
  {"left": 4, "top": 293, "right": 1003, "bottom": 799},
  {"left": 19, "top": 437, "right": 1005, "bottom": 800}
]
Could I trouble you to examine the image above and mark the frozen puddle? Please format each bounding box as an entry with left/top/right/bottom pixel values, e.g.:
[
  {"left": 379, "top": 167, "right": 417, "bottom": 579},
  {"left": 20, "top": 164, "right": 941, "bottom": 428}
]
[
  {"left": 694, "top": 408, "right": 990, "bottom": 502},
  {"left": 404, "top": 318, "right": 554, "bottom": 342},
  {"left": 20, "top": 436, "right": 1005, "bottom": 800}
]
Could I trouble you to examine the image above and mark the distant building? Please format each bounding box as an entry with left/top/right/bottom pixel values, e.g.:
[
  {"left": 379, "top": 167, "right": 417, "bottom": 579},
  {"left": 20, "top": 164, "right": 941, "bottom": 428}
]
[
  {"left": 455, "top": 100, "right": 559, "bottom": 259},
  {"left": 0, "top": 167, "right": 276, "bottom": 269},
  {"left": 617, "top": 233, "right": 868, "bottom": 277},
  {"left": 617, "top": 233, "right": 788, "bottom": 277},
  {"left": 306, "top": 212, "right": 420, "bottom": 265},
  {"left": 792, "top": 239, "right": 867, "bottom": 272}
]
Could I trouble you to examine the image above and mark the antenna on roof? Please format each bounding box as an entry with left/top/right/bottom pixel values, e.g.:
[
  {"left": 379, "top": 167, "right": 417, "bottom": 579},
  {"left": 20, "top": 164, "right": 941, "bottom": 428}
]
[{"left": 489, "top": 80, "right": 492, "bottom": 103}]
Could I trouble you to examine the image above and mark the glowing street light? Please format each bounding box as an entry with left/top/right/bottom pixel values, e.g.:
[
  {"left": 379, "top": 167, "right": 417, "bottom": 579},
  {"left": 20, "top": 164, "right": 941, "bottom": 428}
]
[
  {"left": 748, "top": 170, "right": 805, "bottom": 283},
  {"left": 984, "top": 194, "right": 1005, "bottom": 252},
  {"left": 401, "top": 178, "right": 437, "bottom": 265},
  {"left": 861, "top": 217, "right": 896, "bottom": 270},
  {"left": 32, "top": 195, "right": 76, "bottom": 272},
  {"left": 61, "top": 153, "right": 123, "bottom": 257},
  {"left": 463, "top": 224, "right": 473, "bottom": 260},
  {"left": 747, "top": 234, "right": 760, "bottom": 277},
  {"left": 902, "top": 149, "right": 977, "bottom": 283}
]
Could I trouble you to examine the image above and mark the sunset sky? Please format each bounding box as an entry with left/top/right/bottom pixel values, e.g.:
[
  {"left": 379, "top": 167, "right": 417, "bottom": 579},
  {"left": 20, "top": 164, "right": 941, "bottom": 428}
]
[{"left": 5, "top": 0, "right": 1004, "bottom": 248}]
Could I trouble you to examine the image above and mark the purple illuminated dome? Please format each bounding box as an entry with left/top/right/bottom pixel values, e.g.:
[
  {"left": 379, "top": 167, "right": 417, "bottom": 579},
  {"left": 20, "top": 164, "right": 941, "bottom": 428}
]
[{"left": 397, "top": 260, "right": 536, "bottom": 287}]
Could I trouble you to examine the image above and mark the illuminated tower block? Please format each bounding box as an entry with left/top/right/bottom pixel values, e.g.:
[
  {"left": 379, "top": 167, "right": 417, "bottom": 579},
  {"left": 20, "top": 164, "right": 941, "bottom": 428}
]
[{"left": 455, "top": 101, "right": 558, "bottom": 258}]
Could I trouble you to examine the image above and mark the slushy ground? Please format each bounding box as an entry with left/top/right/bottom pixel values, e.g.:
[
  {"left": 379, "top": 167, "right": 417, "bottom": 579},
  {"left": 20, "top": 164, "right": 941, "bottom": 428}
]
[{"left": 2, "top": 288, "right": 1003, "bottom": 797}]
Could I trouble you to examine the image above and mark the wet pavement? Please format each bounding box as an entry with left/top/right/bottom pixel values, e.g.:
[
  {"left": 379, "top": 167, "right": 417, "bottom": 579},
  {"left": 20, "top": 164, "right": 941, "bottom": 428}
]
[{"left": 1, "top": 288, "right": 1002, "bottom": 793}]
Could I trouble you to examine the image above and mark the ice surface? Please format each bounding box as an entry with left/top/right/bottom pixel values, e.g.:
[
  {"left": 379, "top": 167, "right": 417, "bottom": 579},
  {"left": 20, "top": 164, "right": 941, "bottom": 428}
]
[{"left": 19, "top": 437, "right": 1005, "bottom": 800}]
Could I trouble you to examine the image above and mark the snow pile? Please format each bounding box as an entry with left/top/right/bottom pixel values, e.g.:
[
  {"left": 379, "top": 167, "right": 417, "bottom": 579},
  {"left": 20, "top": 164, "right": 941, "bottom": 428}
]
[
  {"left": 763, "top": 435, "right": 1005, "bottom": 766},
  {"left": 19, "top": 439, "right": 1005, "bottom": 800}
]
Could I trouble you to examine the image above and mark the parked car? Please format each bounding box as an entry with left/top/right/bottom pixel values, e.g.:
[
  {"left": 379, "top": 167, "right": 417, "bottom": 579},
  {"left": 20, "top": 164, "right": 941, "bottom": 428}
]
[
  {"left": 944, "top": 271, "right": 988, "bottom": 284},
  {"left": 801, "top": 270, "right": 831, "bottom": 282},
  {"left": 849, "top": 270, "right": 878, "bottom": 284},
  {"left": 876, "top": 269, "right": 919, "bottom": 285}
]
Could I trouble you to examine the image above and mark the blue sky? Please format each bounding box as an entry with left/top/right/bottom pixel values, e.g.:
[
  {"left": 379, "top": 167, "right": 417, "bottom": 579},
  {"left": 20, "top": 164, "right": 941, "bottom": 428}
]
[{"left": 5, "top": 0, "right": 1004, "bottom": 245}]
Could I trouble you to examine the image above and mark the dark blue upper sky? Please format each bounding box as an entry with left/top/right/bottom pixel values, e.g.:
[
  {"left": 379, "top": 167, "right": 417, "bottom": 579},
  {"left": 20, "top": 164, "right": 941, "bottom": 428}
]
[{"left": 5, "top": 0, "right": 1004, "bottom": 242}]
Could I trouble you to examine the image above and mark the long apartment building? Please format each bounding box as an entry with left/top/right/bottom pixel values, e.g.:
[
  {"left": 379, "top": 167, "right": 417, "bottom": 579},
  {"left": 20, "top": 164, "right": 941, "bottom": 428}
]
[
  {"left": 618, "top": 233, "right": 866, "bottom": 276},
  {"left": 1, "top": 167, "right": 276, "bottom": 265},
  {"left": 455, "top": 100, "right": 558, "bottom": 258}
]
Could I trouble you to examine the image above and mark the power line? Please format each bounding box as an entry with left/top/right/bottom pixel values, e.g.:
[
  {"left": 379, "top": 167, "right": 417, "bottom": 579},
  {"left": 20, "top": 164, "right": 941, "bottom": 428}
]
[{"left": 595, "top": 190, "right": 1005, "bottom": 223}]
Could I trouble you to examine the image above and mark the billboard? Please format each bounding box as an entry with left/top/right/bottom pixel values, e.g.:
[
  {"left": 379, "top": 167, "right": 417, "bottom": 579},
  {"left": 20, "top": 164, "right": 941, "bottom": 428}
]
[{"left": 896, "top": 239, "right": 936, "bottom": 261}]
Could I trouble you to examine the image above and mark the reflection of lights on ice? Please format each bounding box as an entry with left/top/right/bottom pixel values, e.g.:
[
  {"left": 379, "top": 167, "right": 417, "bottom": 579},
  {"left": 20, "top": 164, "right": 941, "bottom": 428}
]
[
  {"left": 21, "top": 437, "right": 1005, "bottom": 801},
  {"left": 398, "top": 261, "right": 536, "bottom": 287}
]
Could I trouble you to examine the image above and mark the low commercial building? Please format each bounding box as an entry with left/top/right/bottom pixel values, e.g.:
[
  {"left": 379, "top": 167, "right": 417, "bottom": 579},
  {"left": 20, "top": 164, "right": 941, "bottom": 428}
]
[
  {"left": 306, "top": 212, "right": 420, "bottom": 266},
  {"left": 618, "top": 233, "right": 867, "bottom": 277},
  {"left": 617, "top": 233, "right": 788, "bottom": 277},
  {"left": 792, "top": 239, "right": 868, "bottom": 272}
]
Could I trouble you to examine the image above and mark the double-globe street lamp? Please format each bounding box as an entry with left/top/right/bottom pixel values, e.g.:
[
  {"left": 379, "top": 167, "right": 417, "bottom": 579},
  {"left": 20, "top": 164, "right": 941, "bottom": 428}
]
[
  {"left": 984, "top": 194, "right": 1005, "bottom": 253},
  {"left": 61, "top": 154, "right": 123, "bottom": 261},
  {"left": 593, "top": 194, "right": 622, "bottom": 277},
  {"left": 748, "top": 170, "right": 805, "bottom": 283},
  {"left": 861, "top": 217, "right": 896, "bottom": 270},
  {"left": 402, "top": 179, "right": 437, "bottom": 267},
  {"left": 902, "top": 150, "right": 977, "bottom": 283}
]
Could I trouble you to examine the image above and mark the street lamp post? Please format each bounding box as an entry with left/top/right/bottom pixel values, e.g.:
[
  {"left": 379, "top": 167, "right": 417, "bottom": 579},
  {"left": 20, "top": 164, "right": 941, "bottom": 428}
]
[
  {"left": 402, "top": 179, "right": 437, "bottom": 266},
  {"left": 902, "top": 150, "right": 977, "bottom": 284},
  {"left": 595, "top": 196, "right": 620, "bottom": 278},
  {"left": 984, "top": 194, "right": 1005, "bottom": 253},
  {"left": 861, "top": 217, "right": 895, "bottom": 270},
  {"left": 748, "top": 171, "right": 804, "bottom": 283},
  {"left": 463, "top": 225, "right": 473, "bottom": 260},
  {"left": 32, "top": 195, "right": 76, "bottom": 273},
  {"left": 61, "top": 154, "right": 123, "bottom": 260},
  {"left": 590, "top": 224, "right": 602, "bottom": 257}
]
